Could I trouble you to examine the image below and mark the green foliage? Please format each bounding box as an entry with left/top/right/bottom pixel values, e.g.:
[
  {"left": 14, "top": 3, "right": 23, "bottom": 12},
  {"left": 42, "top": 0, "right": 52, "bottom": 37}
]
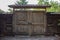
[
  {"left": 0, "top": 9, "right": 4, "bottom": 13},
  {"left": 38, "top": 0, "right": 49, "bottom": 5},
  {"left": 38, "top": 0, "right": 45, "bottom": 5},
  {"left": 16, "top": 0, "right": 28, "bottom": 5},
  {"left": 38, "top": 0, "right": 60, "bottom": 12},
  {"left": 47, "top": 1, "right": 60, "bottom": 12},
  {"left": 8, "top": 8, "right": 13, "bottom": 13}
]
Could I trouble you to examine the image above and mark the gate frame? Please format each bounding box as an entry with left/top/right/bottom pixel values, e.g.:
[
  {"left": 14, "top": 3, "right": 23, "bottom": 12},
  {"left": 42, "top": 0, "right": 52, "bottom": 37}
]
[{"left": 8, "top": 5, "right": 51, "bottom": 36}]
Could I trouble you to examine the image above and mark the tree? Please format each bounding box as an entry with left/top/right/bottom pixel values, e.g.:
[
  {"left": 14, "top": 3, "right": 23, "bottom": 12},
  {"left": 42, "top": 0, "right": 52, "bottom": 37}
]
[
  {"left": 15, "top": 0, "right": 28, "bottom": 10},
  {"left": 16, "top": 0, "right": 28, "bottom": 5},
  {"left": 47, "top": 1, "right": 60, "bottom": 12},
  {"left": 8, "top": 8, "right": 13, "bottom": 13},
  {"left": 38, "top": 0, "right": 49, "bottom": 5},
  {"left": 0, "top": 9, "right": 4, "bottom": 13},
  {"left": 38, "top": 0, "right": 60, "bottom": 12}
]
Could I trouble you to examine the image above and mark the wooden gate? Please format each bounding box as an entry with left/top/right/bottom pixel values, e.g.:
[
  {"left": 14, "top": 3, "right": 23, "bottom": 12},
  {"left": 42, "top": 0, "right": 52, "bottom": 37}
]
[
  {"left": 13, "top": 11, "right": 46, "bottom": 35},
  {"left": 8, "top": 4, "right": 51, "bottom": 35},
  {"left": 31, "top": 11, "right": 45, "bottom": 35}
]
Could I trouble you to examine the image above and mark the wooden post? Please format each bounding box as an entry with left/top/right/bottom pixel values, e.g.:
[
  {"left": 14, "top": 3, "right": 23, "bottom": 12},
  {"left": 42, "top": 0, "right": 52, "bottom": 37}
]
[
  {"left": 12, "top": 8, "right": 15, "bottom": 35},
  {"left": 44, "top": 8, "right": 47, "bottom": 35}
]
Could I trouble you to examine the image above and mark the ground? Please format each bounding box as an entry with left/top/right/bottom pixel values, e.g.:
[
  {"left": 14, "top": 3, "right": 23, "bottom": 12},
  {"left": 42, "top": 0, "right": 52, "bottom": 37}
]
[{"left": 0, "top": 35, "right": 60, "bottom": 40}]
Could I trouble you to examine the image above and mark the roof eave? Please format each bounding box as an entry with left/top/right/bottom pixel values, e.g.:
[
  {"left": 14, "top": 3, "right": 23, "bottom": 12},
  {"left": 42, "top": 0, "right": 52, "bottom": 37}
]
[{"left": 8, "top": 5, "right": 51, "bottom": 8}]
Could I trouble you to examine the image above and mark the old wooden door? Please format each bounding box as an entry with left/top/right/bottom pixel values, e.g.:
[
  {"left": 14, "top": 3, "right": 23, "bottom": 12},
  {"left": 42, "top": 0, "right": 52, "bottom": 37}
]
[
  {"left": 14, "top": 11, "right": 29, "bottom": 35},
  {"left": 14, "top": 11, "right": 46, "bottom": 35},
  {"left": 27, "top": 11, "right": 46, "bottom": 35},
  {"left": 31, "top": 11, "right": 46, "bottom": 35}
]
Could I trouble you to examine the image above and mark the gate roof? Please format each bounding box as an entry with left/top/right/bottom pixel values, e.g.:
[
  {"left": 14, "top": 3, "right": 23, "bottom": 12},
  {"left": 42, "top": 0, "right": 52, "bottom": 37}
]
[{"left": 8, "top": 5, "right": 51, "bottom": 8}]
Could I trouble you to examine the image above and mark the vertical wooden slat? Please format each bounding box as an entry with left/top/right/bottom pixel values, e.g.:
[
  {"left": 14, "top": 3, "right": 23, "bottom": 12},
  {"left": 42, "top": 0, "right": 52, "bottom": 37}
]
[
  {"left": 13, "top": 11, "right": 46, "bottom": 35},
  {"left": 27, "top": 11, "right": 33, "bottom": 36}
]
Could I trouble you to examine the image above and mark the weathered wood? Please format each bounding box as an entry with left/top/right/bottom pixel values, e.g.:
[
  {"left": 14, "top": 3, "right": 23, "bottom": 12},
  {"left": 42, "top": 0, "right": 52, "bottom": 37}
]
[
  {"left": 46, "top": 12, "right": 60, "bottom": 35},
  {"left": 0, "top": 14, "right": 13, "bottom": 36},
  {"left": 8, "top": 5, "right": 51, "bottom": 8},
  {"left": 9, "top": 5, "right": 51, "bottom": 35},
  {"left": 13, "top": 11, "right": 47, "bottom": 35}
]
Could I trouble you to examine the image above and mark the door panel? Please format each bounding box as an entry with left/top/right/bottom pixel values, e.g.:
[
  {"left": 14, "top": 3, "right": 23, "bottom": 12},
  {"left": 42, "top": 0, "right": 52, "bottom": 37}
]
[{"left": 14, "top": 11, "right": 45, "bottom": 35}]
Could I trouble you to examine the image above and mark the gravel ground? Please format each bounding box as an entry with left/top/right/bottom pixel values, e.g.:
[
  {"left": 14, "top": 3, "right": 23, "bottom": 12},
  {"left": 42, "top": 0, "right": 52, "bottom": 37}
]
[{"left": 0, "top": 36, "right": 60, "bottom": 40}]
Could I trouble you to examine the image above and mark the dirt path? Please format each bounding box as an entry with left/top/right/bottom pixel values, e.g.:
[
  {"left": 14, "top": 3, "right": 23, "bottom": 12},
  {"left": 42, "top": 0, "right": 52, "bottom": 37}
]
[{"left": 0, "top": 36, "right": 60, "bottom": 40}]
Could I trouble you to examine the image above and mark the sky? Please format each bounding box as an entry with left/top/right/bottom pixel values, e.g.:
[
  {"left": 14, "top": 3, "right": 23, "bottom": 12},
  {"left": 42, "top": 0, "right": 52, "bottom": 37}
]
[
  {"left": 0, "top": 0, "right": 60, "bottom": 12},
  {"left": 0, "top": 0, "right": 38, "bottom": 12}
]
